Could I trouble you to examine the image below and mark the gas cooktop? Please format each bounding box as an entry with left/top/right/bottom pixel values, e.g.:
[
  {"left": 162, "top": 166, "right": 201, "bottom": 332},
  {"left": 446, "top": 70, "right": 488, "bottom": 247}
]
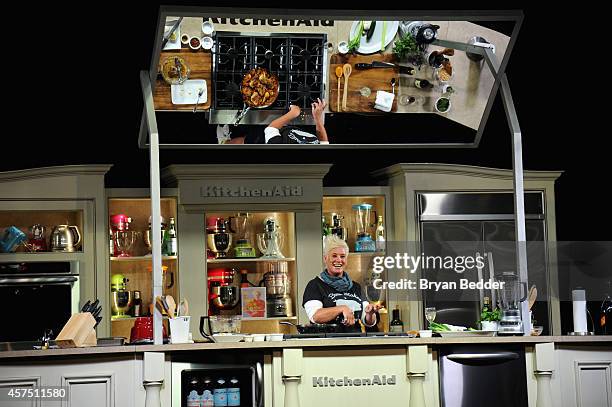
[{"left": 210, "top": 32, "right": 327, "bottom": 125}]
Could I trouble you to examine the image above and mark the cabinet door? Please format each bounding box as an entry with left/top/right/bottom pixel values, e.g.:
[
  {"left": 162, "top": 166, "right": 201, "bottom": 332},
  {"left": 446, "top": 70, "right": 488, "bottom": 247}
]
[{"left": 421, "top": 221, "right": 482, "bottom": 328}]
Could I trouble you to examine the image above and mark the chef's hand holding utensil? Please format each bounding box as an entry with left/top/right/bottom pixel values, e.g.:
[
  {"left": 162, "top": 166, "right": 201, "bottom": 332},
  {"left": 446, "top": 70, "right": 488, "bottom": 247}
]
[{"left": 311, "top": 98, "right": 326, "bottom": 123}]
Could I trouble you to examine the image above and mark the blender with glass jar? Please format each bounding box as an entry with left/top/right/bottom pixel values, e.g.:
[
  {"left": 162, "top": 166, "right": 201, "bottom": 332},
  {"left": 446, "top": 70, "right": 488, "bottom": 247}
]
[
  {"left": 497, "top": 272, "right": 528, "bottom": 335},
  {"left": 352, "top": 204, "right": 376, "bottom": 252},
  {"left": 230, "top": 212, "right": 256, "bottom": 258}
]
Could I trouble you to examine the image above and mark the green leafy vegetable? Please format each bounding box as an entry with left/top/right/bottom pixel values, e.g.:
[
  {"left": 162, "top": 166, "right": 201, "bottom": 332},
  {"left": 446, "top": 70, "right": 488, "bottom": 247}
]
[
  {"left": 436, "top": 97, "right": 450, "bottom": 112},
  {"left": 392, "top": 32, "right": 420, "bottom": 60},
  {"left": 348, "top": 21, "right": 364, "bottom": 53},
  {"left": 480, "top": 306, "right": 501, "bottom": 322},
  {"left": 430, "top": 322, "right": 451, "bottom": 332}
]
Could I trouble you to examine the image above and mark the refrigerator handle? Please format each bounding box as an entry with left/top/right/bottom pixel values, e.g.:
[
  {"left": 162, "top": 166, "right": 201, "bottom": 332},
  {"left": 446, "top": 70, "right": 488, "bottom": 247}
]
[
  {"left": 487, "top": 252, "right": 497, "bottom": 308},
  {"left": 476, "top": 251, "right": 484, "bottom": 309},
  {"left": 447, "top": 352, "right": 519, "bottom": 362}
]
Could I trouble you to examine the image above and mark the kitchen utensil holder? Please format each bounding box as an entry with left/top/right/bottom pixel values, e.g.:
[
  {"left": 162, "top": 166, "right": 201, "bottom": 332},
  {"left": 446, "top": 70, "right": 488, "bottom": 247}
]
[{"left": 55, "top": 312, "right": 97, "bottom": 348}]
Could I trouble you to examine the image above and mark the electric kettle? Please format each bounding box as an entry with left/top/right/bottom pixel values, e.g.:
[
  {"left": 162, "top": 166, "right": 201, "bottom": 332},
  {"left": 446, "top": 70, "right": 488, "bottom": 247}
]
[{"left": 50, "top": 224, "right": 81, "bottom": 252}]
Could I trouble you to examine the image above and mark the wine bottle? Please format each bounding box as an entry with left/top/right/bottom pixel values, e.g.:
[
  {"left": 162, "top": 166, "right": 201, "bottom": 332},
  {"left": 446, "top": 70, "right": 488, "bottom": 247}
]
[
  {"left": 167, "top": 217, "right": 177, "bottom": 256},
  {"left": 414, "top": 79, "right": 432, "bottom": 89},
  {"left": 375, "top": 215, "right": 385, "bottom": 251},
  {"left": 239, "top": 269, "right": 251, "bottom": 288},
  {"left": 600, "top": 281, "right": 612, "bottom": 335},
  {"left": 390, "top": 306, "right": 404, "bottom": 333}
]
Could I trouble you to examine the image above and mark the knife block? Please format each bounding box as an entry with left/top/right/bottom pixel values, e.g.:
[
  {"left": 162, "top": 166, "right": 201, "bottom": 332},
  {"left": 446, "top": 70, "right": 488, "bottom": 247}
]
[{"left": 56, "top": 312, "right": 97, "bottom": 348}]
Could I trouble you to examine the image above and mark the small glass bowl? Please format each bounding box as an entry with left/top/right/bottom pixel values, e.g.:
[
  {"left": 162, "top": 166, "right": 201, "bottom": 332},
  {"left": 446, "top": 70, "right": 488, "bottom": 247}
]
[
  {"left": 201, "top": 36, "right": 214, "bottom": 51},
  {"left": 188, "top": 36, "right": 201, "bottom": 50}
]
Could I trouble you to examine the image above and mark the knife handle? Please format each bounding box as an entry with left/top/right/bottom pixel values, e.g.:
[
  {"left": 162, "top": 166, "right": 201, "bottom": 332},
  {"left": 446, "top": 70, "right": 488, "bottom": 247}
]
[{"left": 355, "top": 63, "right": 372, "bottom": 69}]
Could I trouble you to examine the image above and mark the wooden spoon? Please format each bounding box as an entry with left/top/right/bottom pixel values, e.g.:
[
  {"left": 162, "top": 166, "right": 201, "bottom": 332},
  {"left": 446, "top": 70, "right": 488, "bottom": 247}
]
[
  {"left": 335, "top": 66, "right": 343, "bottom": 111},
  {"left": 342, "top": 64, "right": 352, "bottom": 111},
  {"left": 165, "top": 295, "right": 176, "bottom": 318},
  {"left": 528, "top": 285, "right": 537, "bottom": 310},
  {"left": 179, "top": 298, "right": 189, "bottom": 317}
]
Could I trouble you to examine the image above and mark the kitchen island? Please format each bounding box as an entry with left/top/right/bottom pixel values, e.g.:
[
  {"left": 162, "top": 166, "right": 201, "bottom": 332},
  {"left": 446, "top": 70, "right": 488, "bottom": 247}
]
[{"left": 1, "top": 336, "right": 610, "bottom": 407}]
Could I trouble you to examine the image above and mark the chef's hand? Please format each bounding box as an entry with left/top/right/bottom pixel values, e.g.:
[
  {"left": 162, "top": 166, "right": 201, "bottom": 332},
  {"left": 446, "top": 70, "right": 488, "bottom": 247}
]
[
  {"left": 364, "top": 303, "right": 382, "bottom": 316},
  {"left": 288, "top": 104, "right": 301, "bottom": 118},
  {"left": 339, "top": 305, "right": 356, "bottom": 326},
  {"left": 311, "top": 98, "right": 326, "bottom": 123}
]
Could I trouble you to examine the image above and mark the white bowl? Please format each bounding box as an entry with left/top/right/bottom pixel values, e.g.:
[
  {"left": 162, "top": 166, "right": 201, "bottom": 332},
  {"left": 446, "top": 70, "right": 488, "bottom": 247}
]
[
  {"left": 212, "top": 333, "right": 245, "bottom": 343},
  {"left": 266, "top": 334, "right": 284, "bottom": 342},
  {"left": 242, "top": 335, "right": 254, "bottom": 342},
  {"left": 180, "top": 34, "right": 190, "bottom": 45},
  {"left": 202, "top": 21, "right": 215, "bottom": 36},
  {"left": 252, "top": 334, "right": 266, "bottom": 342},
  {"left": 434, "top": 97, "right": 451, "bottom": 113},
  {"left": 188, "top": 36, "right": 201, "bottom": 50},
  {"left": 337, "top": 41, "right": 349, "bottom": 55},
  {"left": 201, "top": 36, "right": 214, "bottom": 51},
  {"left": 419, "top": 330, "right": 432, "bottom": 338}
]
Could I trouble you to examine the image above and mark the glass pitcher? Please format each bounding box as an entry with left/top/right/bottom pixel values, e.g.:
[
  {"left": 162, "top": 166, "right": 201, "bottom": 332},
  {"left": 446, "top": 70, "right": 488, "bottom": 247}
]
[
  {"left": 498, "top": 272, "right": 528, "bottom": 312},
  {"left": 352, "top": 203, "right": 376, "bottom": 252}
]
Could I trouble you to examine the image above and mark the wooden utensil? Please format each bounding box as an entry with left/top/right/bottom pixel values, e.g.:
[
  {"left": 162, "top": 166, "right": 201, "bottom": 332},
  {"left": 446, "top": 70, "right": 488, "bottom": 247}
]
[
  {"left": 335, "top": 66, "right": 343, "bottom": 111},
  {"left": 165, "top": 295, "right": 176, "bottom": 318},
  {"left": 179, "top": 298, "right": 189, "bottom": 316},
  {"left": 342, "top": 63, "right": 352, "bottom": 111},
  {"left": 156, "top": 296, "right": 168, "bottom": 315},
  {"left": 528, "top": 285, "right": 537, "bottom": 310}
]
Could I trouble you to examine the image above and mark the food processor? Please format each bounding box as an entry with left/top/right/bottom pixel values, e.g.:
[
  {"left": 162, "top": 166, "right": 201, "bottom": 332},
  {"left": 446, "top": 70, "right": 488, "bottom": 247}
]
[
  {"left": 230, "top": 212, "right": 256, "bottom": 258},
  {"left": 257, "top": 217, "right": 284, "bottom": 259},
  {"left": 497, "top": 272, "right": 528, "bottom": 335},
  {"left": 352, "top": 204, "right": 376, "bottom": 252}
]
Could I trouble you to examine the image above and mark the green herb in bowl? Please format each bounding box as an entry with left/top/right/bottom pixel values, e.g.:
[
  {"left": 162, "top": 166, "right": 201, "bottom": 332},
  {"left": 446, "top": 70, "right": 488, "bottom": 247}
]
[{"left": 435, "top": 97, "right": 451, "bottom": 113}]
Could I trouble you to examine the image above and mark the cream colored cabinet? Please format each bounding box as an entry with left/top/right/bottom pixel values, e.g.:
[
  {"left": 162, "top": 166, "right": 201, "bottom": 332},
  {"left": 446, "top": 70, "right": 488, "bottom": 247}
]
[{"left": 0, "top": 165, "right": 111, "bottom": 336}]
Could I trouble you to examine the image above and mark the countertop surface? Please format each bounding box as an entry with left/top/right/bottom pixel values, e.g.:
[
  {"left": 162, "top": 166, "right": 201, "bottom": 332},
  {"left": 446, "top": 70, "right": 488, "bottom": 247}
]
[{"left": 2, "top": 336, "right": 611, "bottom": 360}]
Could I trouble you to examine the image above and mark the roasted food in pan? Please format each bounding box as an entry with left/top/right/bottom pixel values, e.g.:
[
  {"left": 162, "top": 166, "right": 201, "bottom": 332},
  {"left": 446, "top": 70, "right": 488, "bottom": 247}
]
[
  {"left": 160, "top": 56, "right": 190, "bottom": 85},
  {"left": 241, "top": 67, "right": 279, "bottom": 107}
]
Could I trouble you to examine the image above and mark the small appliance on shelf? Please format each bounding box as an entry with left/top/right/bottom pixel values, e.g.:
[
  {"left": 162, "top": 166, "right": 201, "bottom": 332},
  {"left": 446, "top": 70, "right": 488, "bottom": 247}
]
[
  {"left": 230, "top": 212, "right": 256, "bottom": 258},
  {"left": 110, "top": 214, "right": 132, "bottom": 256},
  {"left": 144, "top": 215, "right": 166, "bottom": 256},
  {"left": 50, "top": 224, "right": 81, "bottom": 252},
  {"left": 497, "top": 272, "right": 527, "bottom": 335},
  {"left": 111, "top": 273, "right": 133, "bottom": 319},
  {"left": 257, "top": 217, "right": 284, "bottom": 259},
  {"left": 352, "top": 204, "right": 376, "bottom": 252},
  {"left": 207, "top": 217, "right": 233, "bottom": 259},
  {"left": 329, "top": 212, "right": 347, "bottom": 241},
  {"left": 207, "top": 268, "right": 240, "bottom": 315}
]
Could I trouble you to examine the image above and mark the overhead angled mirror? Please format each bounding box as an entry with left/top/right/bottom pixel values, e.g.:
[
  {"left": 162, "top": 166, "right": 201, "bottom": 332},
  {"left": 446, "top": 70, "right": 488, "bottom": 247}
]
[{"left": 140, "top": 8, "right": 522, "bottom": 148}]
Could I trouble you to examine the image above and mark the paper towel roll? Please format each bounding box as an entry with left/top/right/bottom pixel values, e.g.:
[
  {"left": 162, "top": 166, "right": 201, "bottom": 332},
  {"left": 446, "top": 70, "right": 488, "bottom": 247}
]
[{"left": 572, "top": 289, "right": 588, "bottom": 333}]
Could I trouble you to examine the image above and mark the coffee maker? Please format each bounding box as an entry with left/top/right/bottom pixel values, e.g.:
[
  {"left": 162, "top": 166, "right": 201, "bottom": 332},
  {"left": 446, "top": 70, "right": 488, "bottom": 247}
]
[
  {"left": 262, "top": 262, "right": 293, "bottom": 317},
  {"left": 111, "top": 273, "right": 133, "bottom": 319},
  {"left": 207, "top": 217, "right": 233, "bottom": 259},
  {"left": 207, "top": 268, "right": 239, "bottom": 315},
  {"left": 497, "top": 272, "right": 528, "bottom": 335}
]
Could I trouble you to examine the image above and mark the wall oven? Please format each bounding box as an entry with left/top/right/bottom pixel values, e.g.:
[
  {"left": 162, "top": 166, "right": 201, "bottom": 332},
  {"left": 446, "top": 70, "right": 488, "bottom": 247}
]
[{"left": 0, "top": 262, "right": 79, "bottom": 342}]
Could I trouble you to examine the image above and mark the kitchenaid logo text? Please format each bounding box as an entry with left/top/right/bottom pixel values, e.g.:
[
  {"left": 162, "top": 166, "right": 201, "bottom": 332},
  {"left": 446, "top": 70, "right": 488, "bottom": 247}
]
[
  {"left": 312, "top": 375, "right": 396, "bottom": 388},
  {"left": 205, "top": 18, "right": 334, "bottom": 27},
  {"left": 201, "top": 185, "right": 303, "bottom": 198}
]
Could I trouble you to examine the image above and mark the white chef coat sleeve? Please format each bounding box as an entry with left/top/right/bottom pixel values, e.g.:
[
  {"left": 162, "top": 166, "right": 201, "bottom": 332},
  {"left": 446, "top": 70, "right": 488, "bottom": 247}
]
[{"left": 304, "top": 300, "right": 323, "bottom": 323}]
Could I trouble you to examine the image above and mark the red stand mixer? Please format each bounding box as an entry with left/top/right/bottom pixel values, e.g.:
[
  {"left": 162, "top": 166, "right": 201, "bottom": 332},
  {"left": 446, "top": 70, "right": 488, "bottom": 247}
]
[{"left": 207, "top": 268, "right": 239, "bottom": 315}]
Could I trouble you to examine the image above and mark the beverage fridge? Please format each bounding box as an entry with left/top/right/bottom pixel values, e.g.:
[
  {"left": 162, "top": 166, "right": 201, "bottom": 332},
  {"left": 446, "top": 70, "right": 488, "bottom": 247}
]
[{"left": 172, "top": 359, "right": 264, "bottom": 407}]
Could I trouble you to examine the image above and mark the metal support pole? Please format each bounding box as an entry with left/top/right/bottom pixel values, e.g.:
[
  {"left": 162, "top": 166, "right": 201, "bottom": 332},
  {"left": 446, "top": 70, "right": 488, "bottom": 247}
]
[
  {"left": 140, "top": 70, "right": 164, "bottom": 345},
  {"left": 499, "top": 73, "right": 530, "bottom": 336}
]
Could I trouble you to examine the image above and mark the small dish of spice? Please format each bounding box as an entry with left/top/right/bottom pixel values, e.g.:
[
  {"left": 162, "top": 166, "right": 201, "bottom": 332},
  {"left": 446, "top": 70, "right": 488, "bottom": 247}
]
[{"left": 189, "top": 36, "right": 201, "bottom": 50}]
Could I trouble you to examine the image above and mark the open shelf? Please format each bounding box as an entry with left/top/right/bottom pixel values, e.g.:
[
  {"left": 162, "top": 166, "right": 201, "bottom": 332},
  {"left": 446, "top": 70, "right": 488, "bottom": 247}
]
[
  {"left": 207, "top": 257, "right": 295, "bottom": 264},
  {"left": 111, "top": 256, "right": 178, "bottom": 262},
  {"left": 0, "top": 252, "right": 84, "bottom": 262}
]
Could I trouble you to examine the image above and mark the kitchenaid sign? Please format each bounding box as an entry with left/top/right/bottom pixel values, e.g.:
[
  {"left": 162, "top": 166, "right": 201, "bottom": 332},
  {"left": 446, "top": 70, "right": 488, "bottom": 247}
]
[
  {"left": 201, "top": 185, "right": 303, "bottom": 198},
  {"left": 312, "top": 374, "right": 397, "bottom": 388},
  {"left": 205, "top": 18, "right": 334, "bottom": 27}
]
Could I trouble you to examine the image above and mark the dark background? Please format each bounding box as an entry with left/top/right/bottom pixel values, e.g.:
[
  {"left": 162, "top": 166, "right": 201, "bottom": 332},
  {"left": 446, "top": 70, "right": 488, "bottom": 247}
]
[{"left": 4, "top": 2, "right": 605, "bottom": 243}]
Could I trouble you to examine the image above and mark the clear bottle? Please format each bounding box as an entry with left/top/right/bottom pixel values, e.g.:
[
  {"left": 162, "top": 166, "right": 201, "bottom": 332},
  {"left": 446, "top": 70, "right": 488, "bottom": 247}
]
[
  {"left": 600, "top": 281, "right": 612, "bottom": 335},
  {"left": 375, "top": 215, "right": 385, "bottom": 251},
  {"left": 389, "top": 306, "right": 404, "bottom": 333},
  {"left": 167, "top": 217, "right": 177, "bottom": 256},
  {"left": 214, "top": 377, "right": 228, "bottom": 406},
  {"left": 227, "top": 377, "right": 240, "bottom": 407},
  {"left": 186, "top": 377, "right": 201, "bottom": 407},
  {"left": 201, "top": 377, "right": 214, "bottom": 407},
  {"left": 109, "top": 229, "right": 115, "bottom": 256}
]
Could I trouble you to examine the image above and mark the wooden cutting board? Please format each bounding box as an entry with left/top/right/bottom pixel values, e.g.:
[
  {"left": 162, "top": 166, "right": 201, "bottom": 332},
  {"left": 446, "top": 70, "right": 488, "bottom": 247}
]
[
  {"left": 329, "top": 53, "right": 399, "bottom": 113},
  {"left": 154, "top": 49, "right": 213, "bottom": 111}
]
